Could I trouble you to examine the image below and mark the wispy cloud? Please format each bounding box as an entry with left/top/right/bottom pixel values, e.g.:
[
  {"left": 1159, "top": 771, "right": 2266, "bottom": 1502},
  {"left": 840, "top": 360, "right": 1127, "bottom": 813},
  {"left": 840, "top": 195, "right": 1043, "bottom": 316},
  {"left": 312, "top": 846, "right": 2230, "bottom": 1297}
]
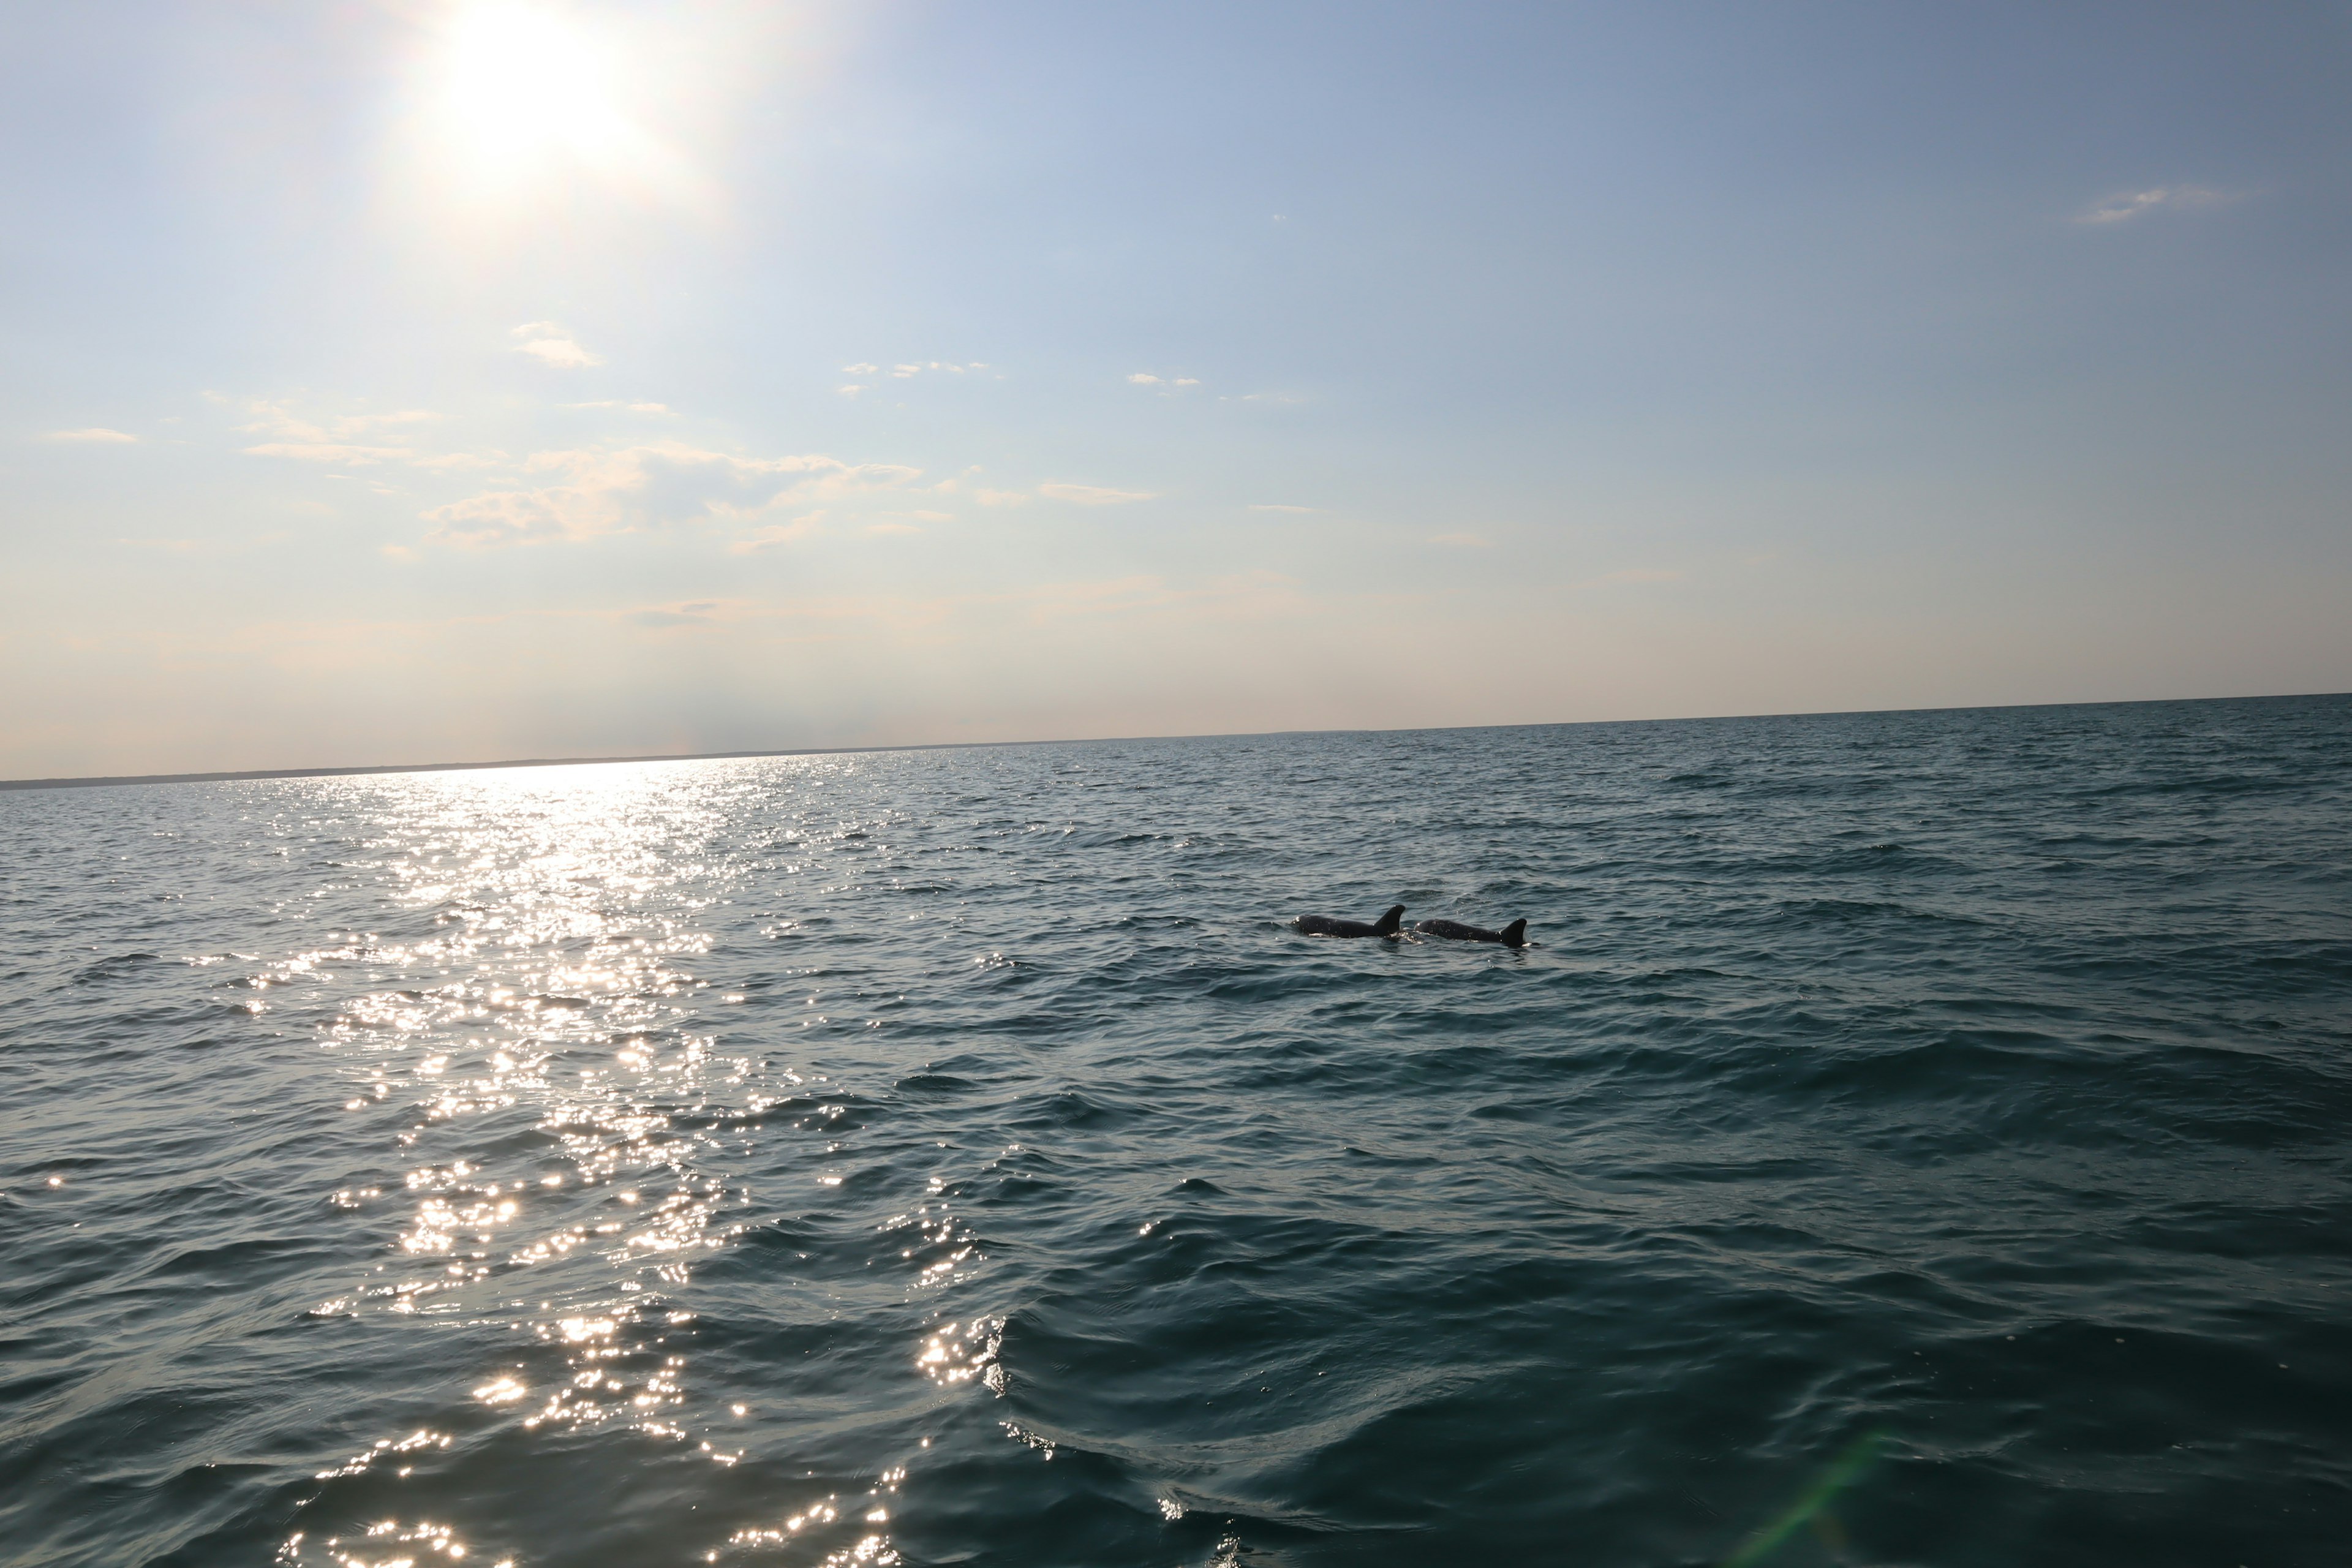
[
  {"left": 513, "top": 322, "right": 603, "bottom": 368},
  {"left": 1251, "top": 503, "right": 1317, "bottom": 514},
  {"left": 2078, "top": 185, "right": 2233, "bottom": 224},
  {"left": 842, "top": 360, "right": 992, "bottom": 396},
  {"left": 236, "top": 402, "right": 475, "bottom": 470},
  {"left": 428, "top": 442, "right": 921, "bottom": 548},
  {"left": 1038, "top": 482, "right": 1157, "bottom": 505},
  {"left": 243, "top": 442, "right": 419, "bottom": 466},
  {"left": 630, "top": 600, "right": 722, "bottom": 628},
  {"left": 564, "top": 401, "right": 674, "bottom": 415},
  {"left": 337, "top": 410, "right": 440, "bottom": 431},
  {"left": 726, "top": 513, "right": 827, "bottom": 554},
  {"left": 1128, "top": 372, "right": 1200, "bottom": 388},
  {"left": 39, "top": 428, "right": 139, "bottom": 443},
  {"left": 235, "top": 401, "right": 453, "bottom": 466}
]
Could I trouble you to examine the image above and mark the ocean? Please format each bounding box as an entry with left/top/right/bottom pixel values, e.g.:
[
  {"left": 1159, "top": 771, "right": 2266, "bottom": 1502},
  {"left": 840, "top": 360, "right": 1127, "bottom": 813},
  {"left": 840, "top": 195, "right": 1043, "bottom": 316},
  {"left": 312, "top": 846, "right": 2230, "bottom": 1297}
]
[{"left": 3, "top": 696, "right": 2348, "bottom": 1567}]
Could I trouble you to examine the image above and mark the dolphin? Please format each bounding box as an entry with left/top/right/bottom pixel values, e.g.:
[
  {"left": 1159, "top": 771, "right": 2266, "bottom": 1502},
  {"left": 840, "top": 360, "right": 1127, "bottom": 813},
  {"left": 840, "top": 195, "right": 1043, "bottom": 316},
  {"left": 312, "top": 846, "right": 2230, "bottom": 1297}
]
[
  {"left": 1295, "top": 904, "right": 1406, "bottom": 939},
  {"left": 1413, "top": 917, "right": 1528, "bottom": 948}
]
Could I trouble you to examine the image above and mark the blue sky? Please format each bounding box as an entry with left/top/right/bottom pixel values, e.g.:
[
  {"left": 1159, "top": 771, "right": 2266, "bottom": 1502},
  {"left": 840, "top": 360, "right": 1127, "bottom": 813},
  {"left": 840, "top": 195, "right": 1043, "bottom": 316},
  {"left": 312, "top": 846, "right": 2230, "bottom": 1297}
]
[{"left": 4, "top": 1, "right": 2348, "bottom": 776}]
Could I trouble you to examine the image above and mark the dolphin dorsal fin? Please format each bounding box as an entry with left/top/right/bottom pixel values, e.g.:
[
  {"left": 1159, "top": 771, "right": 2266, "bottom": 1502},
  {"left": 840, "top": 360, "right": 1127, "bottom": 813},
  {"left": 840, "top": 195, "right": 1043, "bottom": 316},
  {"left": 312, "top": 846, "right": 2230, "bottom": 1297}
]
[
  {"left": 1375, "top": 905, "right": 1405, "bottom": 936},
  {"left": 1500, "top": 918, "right": 1527, "bottom": 946}
]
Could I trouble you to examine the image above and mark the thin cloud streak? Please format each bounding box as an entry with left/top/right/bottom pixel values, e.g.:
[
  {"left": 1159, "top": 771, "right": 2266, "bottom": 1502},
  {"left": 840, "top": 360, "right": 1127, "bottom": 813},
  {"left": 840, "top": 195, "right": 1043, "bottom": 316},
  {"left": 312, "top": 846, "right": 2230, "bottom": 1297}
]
[
  {"left": 512, "top": 322, "right": 603, "bottom": 368},
  {"left": 426, "top": 443, "right": 921, "bottom": 548},
  {"left": 1038, "top": 482, "right": 1158, "bottom": 505},
  {"left": 2078, "top": 185, "right": 2234, "bottom": 223}
]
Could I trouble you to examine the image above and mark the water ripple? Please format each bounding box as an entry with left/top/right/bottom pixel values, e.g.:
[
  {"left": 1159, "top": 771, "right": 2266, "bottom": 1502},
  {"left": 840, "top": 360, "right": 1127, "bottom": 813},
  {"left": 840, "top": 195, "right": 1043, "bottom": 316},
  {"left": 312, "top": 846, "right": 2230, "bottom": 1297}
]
[{"left": 1, "top": 698, "right": 2348, "bottom": 1566}]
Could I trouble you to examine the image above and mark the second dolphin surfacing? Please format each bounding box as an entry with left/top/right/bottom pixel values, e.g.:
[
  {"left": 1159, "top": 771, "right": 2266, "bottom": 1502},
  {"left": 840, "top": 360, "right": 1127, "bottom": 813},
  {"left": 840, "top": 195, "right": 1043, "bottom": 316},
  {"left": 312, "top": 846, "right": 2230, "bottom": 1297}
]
[
  {"left": 1295, "top": 905, "right": 1406, "bottom": 939},
  {"left": 1414, "top": 917, "right": 1528, "bottom": 948}
]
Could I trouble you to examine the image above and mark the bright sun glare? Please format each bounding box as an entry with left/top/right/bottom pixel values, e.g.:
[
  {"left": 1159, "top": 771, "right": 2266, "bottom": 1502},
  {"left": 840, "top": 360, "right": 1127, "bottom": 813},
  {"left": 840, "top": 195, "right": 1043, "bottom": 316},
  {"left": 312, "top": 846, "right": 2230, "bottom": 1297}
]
[
  {"left": 398, "top": 0, "right": 724, "bottom": 218},
  {"left": 437, "top": 4, "right": 635, "bottom": 175}
]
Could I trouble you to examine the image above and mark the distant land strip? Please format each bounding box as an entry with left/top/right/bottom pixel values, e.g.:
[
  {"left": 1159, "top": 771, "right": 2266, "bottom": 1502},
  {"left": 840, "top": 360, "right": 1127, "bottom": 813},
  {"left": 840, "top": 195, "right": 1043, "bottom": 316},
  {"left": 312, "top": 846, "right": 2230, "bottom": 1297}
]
[
  {"left": 0, "top": 740, "right": 1072, "bottom": 794},
  {"left": 3, "top": 692, "right": 2341, "bottom": 793}
]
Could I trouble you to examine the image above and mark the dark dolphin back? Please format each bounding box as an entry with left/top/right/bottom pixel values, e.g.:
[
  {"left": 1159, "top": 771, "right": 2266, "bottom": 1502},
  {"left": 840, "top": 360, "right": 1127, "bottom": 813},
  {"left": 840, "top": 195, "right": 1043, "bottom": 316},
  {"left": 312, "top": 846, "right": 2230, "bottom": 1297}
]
[
  {"left": 1297, "top": 905, "right": 1407, "bottom": 938},
  {"left": 1413, "top": 916, "right": 1528, "bottom": 946}
]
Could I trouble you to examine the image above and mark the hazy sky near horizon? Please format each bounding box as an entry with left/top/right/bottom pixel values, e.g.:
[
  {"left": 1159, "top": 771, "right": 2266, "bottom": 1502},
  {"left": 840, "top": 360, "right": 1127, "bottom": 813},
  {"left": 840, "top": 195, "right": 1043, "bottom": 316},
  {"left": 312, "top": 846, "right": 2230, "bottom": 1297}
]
[{"left": 4, "top": 1, "right": 2349, "bottom": 777}]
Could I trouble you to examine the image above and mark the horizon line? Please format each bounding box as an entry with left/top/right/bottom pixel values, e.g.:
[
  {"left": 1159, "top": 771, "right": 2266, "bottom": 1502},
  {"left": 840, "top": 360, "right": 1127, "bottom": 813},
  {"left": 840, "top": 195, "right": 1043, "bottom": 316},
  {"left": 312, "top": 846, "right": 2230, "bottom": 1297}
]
[{"left": 2, "top": 688, "right": 2343, "bottom": 794}]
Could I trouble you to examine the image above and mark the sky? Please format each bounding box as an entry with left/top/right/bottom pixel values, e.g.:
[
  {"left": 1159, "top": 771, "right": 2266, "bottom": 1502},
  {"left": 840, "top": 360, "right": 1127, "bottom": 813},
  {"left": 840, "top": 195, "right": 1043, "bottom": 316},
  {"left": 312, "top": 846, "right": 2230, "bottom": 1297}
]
[{"left": 4, "top": 1, "right": 2348, "bottom": 778}]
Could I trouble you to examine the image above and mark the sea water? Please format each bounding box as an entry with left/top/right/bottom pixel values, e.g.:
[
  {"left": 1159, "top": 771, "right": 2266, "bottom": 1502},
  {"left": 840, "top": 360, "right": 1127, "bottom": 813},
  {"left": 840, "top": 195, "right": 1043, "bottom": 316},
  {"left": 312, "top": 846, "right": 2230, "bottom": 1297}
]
[{"left": 3, "top": 696, "right": 2348, "bottom": 1568}]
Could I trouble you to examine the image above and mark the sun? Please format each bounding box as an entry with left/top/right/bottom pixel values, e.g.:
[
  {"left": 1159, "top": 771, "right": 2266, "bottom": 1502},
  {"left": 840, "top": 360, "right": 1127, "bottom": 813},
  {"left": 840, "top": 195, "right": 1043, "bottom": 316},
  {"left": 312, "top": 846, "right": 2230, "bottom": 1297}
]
[
  {"left": 387, "top": 0, "right": 729, "bottom": 225},
  {"left": 431, "top": 3, "right": 638, "bottom": 179}
]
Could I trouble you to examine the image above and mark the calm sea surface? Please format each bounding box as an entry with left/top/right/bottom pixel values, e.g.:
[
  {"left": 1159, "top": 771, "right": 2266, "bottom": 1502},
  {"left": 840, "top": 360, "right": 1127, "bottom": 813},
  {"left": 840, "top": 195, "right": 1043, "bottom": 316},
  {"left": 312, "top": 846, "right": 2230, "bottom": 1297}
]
[{"left": 4, "top": 698, "right": 2350, "bottom": 1568}]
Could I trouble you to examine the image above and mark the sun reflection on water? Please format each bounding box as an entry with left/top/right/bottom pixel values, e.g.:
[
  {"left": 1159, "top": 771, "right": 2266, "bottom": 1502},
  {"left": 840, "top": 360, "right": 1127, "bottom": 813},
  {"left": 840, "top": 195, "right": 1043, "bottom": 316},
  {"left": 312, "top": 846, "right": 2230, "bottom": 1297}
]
[
  {"left": 259, "top": 763, "right": 969, "bottom": 1564},
  {"left": 277, "top": 1516, "right": 503, "bottom": 1568}
]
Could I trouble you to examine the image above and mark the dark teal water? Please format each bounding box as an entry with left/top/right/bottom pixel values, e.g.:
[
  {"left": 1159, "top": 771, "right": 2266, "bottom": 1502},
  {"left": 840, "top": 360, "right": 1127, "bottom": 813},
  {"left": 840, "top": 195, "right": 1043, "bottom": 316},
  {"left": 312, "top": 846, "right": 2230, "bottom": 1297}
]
[{"left": 4, "top": 697, "right": 2350, "bottom": 1568}]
